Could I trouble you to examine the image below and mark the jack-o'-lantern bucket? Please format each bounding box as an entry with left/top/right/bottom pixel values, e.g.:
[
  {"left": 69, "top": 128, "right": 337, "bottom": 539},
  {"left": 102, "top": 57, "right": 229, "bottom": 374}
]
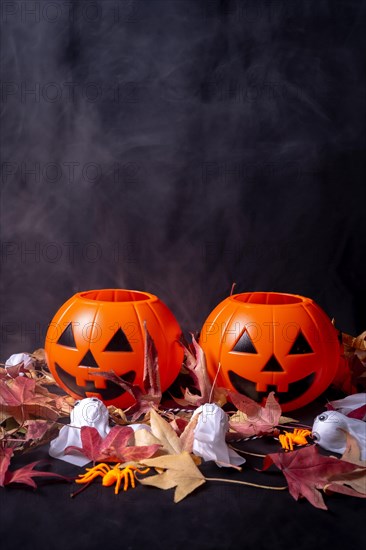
[
  {"left": 200, "top": 292, "right": 341, "bottom": 411},
  {"left": 45, "top": 289, "right": 183, "bottom": 408}
]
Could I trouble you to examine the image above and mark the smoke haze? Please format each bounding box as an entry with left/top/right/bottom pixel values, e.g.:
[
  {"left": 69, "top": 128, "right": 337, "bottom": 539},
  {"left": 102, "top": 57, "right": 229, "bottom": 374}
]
[{"left": 1, "top": 0, "right": 365, "bottom": 357}]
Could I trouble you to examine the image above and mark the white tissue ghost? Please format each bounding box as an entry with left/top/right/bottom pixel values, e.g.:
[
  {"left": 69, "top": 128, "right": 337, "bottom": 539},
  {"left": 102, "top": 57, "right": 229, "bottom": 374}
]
[
  {"left": 192, "top": 403, "right": 245, "bottom": 467},
  {"left": 312, "top": 410, "right": 366, "bottom": 460},
  {"left": 328, "top": 393, "right": 366, "bottom": 420},
  {"left": 5, "top": 353, "right": 33, "bottom": 376},
  {"left": 49, "top": 397, "right": 111, "bottom": 467}
]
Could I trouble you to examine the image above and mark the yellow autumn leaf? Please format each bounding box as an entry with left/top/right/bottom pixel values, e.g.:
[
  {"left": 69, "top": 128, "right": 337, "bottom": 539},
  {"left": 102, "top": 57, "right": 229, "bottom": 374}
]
[
  {"left": 149, "top": 408, "right": 182, "bottom": 455},
  {"left": 138, "top": 451, "right": 206, "bottom": 503},
  {"left": 134, "top": 428, "right": 162, "bottom": 448}
]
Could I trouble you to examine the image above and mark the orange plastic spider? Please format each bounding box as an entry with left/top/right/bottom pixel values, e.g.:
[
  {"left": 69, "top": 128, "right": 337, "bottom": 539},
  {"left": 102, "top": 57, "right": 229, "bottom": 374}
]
[
  {"left": 279, "top": 429, "right": 312, "bottom": 451},
  {"left": 75, "top": 463, "right": 150, "bottom": 494}
]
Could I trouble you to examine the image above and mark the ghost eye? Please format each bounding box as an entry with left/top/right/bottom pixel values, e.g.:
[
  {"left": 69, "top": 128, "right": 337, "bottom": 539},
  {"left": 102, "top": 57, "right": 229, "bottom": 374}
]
[
  {"left": 233, "top": 330, "right": 257, "bottom": 354},
  {"left": 103, "top": 328, "right": 132, "bottom": 352},
  {"left": 318, "top": 414, "right": 327, "bottom": 421},
  {"left": 91, "top": 398, "right": 99, "bottom": 402},
  {"left": 57, "top": 323, "right": 77, "bottom": 348},
  {"left": 288, "top": 331, "right": 313, "bottom": 355},
  {"left": 74, "top": 401, "right": 80, "bottom": 406}
]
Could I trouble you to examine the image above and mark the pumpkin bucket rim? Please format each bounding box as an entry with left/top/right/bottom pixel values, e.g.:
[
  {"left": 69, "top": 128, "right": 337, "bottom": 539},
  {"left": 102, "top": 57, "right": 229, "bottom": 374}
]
[
  {"left": 76, "top": 289, "right": 158, "bottom": 304},
  {"left": 229, "top": 292, "right": 313, "bottom": 306}
]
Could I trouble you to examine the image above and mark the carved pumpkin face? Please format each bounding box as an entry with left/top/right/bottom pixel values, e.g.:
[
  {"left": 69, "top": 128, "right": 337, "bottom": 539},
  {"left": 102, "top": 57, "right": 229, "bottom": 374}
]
[
  {"left": 200, "top": 292, "right": 341, "bottom": 411},
  {"left": 45, "top": 289, "right": 183, "bottom": 408}
]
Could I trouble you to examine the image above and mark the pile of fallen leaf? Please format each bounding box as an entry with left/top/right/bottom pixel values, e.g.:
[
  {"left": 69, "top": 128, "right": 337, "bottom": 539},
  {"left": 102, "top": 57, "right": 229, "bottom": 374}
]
[{"left": 0, "top": 330, "right": 365, "bottom": 510}]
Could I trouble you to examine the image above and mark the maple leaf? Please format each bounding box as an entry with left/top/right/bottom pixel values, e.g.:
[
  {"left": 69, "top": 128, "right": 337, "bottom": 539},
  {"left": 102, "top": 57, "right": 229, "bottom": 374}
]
[
  {"left": 149, "top": 408, "right": 182, "bottom": 455},
  {"left": 0, "top": 447, "right": 14, "bottom": 486},
  {"left": 341, "top": 330, "right": 366, "bottom": 391},
  {"left": 4, "top": 461, "right": 70, "bottom": 488},
  {"left": 323, "top": 433, "right": 366, "bottom": 498},
  {"left": 138, "top": 451, "right": 206, "bottom": 503},
  {"left": 229, "top": 391, "right": 282, "bottom": 437},
  {"left": 263, "top": 444, "right": 364, "bottom": 510},
  {"left": 174, "top": 335, "right": 212, "bottom": 407},
  {"left": 1, "top": 446, "right": 69, "bottom": 488},
  {"left": 179, "top": 413, "right": 200, "bottom": 453},
  {"left": 65, "top": 426, "right": 161, "bottom": 464},
  {"left": 0, "top": 375, "right": 60, "bottom": 423},
  {"left": 24, "top": 420, "right": 57, "bottom": 442}
]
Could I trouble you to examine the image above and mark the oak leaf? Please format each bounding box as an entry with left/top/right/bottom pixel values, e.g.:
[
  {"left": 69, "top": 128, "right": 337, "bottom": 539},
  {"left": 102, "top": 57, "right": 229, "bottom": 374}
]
[
  {"left": 138, "top": 451, "right": 206, "bottom": 502},
  {"left": 263, "top": 444, "right": 364, "bottom": 510}
]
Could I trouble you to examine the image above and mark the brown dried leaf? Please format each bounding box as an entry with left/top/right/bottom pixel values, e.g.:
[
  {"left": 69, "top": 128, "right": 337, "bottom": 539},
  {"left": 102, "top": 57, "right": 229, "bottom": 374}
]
[{"left": 180, "top": 413, "right": 200, "bottom": 453}]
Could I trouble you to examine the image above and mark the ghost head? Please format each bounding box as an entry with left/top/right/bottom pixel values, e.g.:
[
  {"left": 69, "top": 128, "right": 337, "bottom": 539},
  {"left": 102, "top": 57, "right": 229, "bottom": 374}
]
[
  {"left": 192, "top": 403, "right": 245, "bottom": 467},
  {"left": 49, "top": 397, "right": 110, "bottom": 466},
  {"left": 312, "top": 410, "right": 366, "bottom": 460}
]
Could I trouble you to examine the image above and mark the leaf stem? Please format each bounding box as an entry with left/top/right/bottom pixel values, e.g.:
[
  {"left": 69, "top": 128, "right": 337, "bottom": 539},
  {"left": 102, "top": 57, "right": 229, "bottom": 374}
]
[
  {"left": 228, "top": 445, "right": 266, "bottom": 458},
  {"left": 205, "top": 477, "right": 287, "bottom": 490},
  {"left": 70, "top": 480, "right": 93, "bottom": 498}
]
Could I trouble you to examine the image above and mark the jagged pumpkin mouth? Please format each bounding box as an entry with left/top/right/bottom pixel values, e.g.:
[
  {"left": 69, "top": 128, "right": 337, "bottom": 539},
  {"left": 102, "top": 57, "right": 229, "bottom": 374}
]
[
  {"left": 55, "top": 363, "right": 136, "bottom": 400},
  {"left": 228, "top": 370, "right": 316, "bottom": 404}
]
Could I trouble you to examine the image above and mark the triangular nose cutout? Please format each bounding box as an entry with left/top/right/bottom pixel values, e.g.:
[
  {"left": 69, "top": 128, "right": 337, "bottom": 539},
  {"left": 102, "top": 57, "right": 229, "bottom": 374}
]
[
  {"left": 261, "top": 355, "right": 284, "bottom": 372},
  {"left": 78, "top": 350, "right": 99, "bottom": 369}
]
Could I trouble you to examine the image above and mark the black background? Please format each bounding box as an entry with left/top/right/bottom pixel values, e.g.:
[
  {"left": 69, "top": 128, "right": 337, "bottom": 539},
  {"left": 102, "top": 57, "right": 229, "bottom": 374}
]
[{"left": 1, "top": 0, "right": 365, "bottom": 360}]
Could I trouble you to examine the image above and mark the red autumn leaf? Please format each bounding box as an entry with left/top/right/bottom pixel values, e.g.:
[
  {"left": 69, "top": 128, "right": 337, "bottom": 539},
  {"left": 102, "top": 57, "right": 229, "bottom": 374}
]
[
  {"left": 174, "top": 335, "right": 212, "bottom": 407},
  {"left": 24, "top": 420, "right": 56, "bottom": 441},
  {"left": 4, "top": 461, "right": 70, "bottom": 488},
  {"left": 0, "top": 376, "right": 36, "bottom": 406},
  {"left": 65, "top": 426, "right": 108, "bottom": 462},
  {"left": 65, "top": 426, "right": 161, "bottom": 463},
  {"left": 0, "top": 447, "right": 14, "bottom": 486},
  {"left": 263, "top": 444, "right": 363, "bottom": 510},
  {"left": 229, "top": 391, "right": 282, "bottom": 437},
  {"left": 0, "top": 375, "right": 60, "bottom": 423}
]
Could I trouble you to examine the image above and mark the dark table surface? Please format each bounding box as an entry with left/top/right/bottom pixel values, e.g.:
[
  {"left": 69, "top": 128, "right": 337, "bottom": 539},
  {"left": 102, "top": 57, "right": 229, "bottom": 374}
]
[{"left": 1, "top": 392, "right": 365, "bottom": 550}]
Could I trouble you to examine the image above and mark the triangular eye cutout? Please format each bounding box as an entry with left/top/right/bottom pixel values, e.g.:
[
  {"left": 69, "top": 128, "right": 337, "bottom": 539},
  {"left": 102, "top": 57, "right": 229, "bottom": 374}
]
[
  {"left": 103, "top": 328, "right": 132, "bottom": 352},
  {"left": 289, "top": 331, "right": 313, "bottom": 354},
  {"left": 78, "top": 350, "right": 100, "bottom": 369},
  {"left": 57, "top": 323, "right": 77, "bottom": 348},
  {"left": 233, "top": 330, "right": 257, "bottom": 353}
]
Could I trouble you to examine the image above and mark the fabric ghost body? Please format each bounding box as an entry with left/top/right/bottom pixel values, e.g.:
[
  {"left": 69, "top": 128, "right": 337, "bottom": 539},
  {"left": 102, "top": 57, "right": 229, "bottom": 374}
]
[
  {"left": 192, "top": 403, "right": 245, "bottom": 467},
  {"left": 312, "top": 410, "right": 366, "bottom": 460},
  {"left": 49, "top": 397, "right": 111, "bottom": 466},
  {"left": 329, "top": 393, "right": 366, "bottom": 420}
]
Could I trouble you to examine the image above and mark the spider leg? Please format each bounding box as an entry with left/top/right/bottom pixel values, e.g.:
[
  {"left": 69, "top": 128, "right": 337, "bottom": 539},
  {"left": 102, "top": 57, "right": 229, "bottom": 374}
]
[
  {"left": 115, "top": 473, "right": 122, "bottom": 495},
  {"left": 129, "top": 468, "right": 136, "bottom": 489}
]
